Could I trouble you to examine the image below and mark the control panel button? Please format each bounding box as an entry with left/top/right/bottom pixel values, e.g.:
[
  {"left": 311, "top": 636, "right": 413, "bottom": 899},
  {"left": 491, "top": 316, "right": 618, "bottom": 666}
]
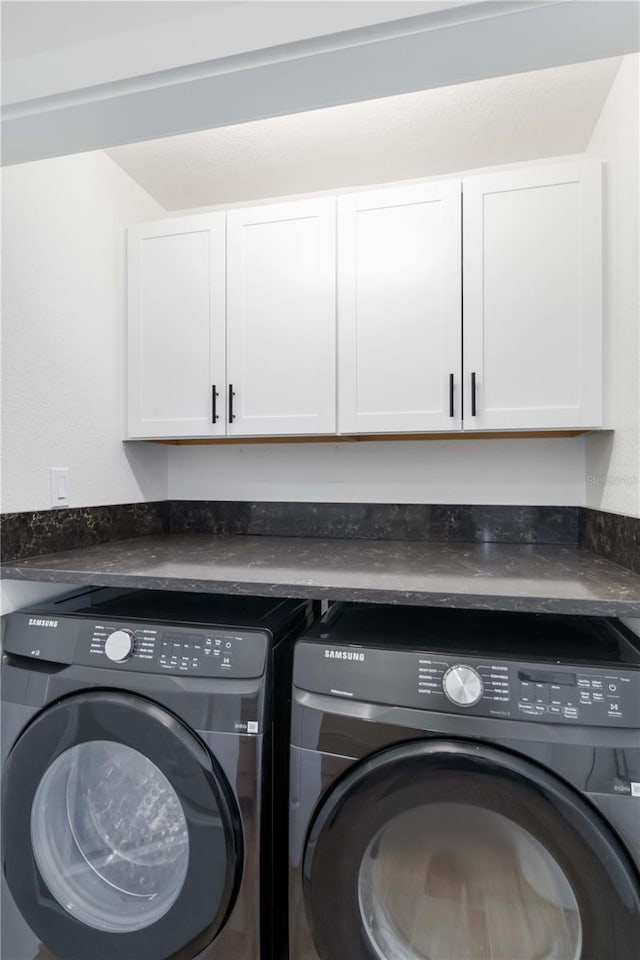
[
  {"left": 443, "top": 665, "right": 483, "bottom": 707},
  {"left": 533, "top": 683, "right": 548, "bottom": 705},
  {"left": 105, "top": 629, "right": 135, "bottom": 663}
]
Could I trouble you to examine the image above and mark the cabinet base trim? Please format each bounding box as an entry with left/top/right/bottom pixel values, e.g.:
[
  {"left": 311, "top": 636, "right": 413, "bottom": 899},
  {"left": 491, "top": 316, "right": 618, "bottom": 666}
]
[{"left": 149, "top": 430, "right": 589, "bottom": 445}]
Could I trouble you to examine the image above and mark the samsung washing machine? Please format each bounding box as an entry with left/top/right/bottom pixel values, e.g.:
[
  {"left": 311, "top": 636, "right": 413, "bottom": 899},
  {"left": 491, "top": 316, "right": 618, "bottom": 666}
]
[
  {"left": 289, "top": 603, "right": 640, "bottom": 960},
  {"left": 1, "top": 587, "right": 311, "bottom": 960}
]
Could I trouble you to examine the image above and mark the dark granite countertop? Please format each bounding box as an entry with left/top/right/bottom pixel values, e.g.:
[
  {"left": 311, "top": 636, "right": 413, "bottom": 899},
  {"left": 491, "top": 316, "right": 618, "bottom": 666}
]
[{"left": 3, "top": 534, "right": 640, "bottom": 617}]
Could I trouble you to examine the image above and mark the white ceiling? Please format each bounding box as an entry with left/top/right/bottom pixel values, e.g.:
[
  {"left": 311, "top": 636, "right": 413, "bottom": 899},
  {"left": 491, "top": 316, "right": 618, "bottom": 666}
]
[
  {"left": 1, "top": 1, "right": 465, "bottom": 103},
  {"left": 106, "top": 56, "right": 622, "bottom": 212},
  {"left": 1, "top": 1, "right": 219, "bottom": 60}
]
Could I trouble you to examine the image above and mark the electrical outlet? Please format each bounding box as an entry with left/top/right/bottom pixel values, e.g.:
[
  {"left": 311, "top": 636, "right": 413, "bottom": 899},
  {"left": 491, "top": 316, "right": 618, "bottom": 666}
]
[{"left": 50, "top": 468, "right": 70, "bottom": 508}]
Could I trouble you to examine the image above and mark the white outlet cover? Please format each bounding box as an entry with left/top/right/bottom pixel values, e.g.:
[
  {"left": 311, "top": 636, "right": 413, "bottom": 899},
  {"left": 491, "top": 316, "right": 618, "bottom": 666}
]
[{"left": 50, "top": 468, "right": 69, "bottom": 508}]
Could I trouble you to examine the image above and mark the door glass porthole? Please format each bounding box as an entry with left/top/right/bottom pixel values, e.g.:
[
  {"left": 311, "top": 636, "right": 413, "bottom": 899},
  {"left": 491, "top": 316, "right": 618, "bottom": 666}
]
[
  {"left": 357, "top": 802, "right": 582, "bottom": 960},
  {"left": 30, "top": 740, "right": 189, "bottom": 933}
]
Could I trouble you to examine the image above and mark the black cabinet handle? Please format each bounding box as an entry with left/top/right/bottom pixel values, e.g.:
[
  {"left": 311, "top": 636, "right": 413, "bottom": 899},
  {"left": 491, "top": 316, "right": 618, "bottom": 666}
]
[
  {"left": 471, "top": 372, "right": 477, "bottom": 417},
  {"left": 228, "top": 384, "right": 235, "bottom": 423},
  {"left": 449, "top": 374, "right": 455, "bottom": 418},
  {"left": 211, "top": 385, "right": 219, "bottom": 423}
]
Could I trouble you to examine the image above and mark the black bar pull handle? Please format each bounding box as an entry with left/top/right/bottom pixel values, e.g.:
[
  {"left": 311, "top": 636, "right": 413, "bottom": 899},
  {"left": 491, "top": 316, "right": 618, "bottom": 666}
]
[
  {"left": 471, "top": 371, "right": 477, "bottom": 417},
  {"left": 211, "top": 385, "right": 219, "bottom": 423},
  {"left": 449, "top": 374, "right": 455, "bottom": 418},
  {"left": 228, "top": 384, "right": 235, "bottom": 423}
]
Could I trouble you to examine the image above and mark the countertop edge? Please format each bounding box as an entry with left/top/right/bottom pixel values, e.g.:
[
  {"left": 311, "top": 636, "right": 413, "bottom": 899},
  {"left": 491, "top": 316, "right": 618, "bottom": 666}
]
[{"left": 3, "top": 565, "right": 640, "bottom": 618}]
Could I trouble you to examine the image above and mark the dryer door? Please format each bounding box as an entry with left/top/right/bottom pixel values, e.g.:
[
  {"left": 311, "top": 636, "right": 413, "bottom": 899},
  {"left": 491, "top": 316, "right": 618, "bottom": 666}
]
[
  {"left": 2, "top": 691, "right": 243, "bottom": 960},
  {"left": 303, "top": 740, "right": 640, "bottom": 960}
]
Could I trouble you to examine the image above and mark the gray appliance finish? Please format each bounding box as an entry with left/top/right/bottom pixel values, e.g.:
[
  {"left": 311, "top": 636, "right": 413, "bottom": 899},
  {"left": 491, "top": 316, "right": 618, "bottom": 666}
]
[
  {"left": 289, "top": 604, "right": 640, "bottom": 960},
  {"left": 1, "top": 587, "right": 311, "bottom": 960}
]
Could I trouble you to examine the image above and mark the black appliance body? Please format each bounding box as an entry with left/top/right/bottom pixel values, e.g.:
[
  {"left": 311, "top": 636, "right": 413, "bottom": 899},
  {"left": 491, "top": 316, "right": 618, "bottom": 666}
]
[
  {"left": 289, "top": 604, "right": 640, "bottom": 960},
  {"left": 2, "top": 587, "right": 311, "bottom": 960}
]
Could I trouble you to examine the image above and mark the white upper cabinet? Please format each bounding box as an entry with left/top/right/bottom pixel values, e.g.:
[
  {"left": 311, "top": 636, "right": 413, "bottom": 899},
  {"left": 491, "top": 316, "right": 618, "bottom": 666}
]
[
  {"left": 127, "top": 214, "right": 226, "bottom": 439},
  {"left": 226, "top": 198, "right": 336, "bottom": 436},
  {"left": 125, "top": 158, "right": 604, "bottom": 442},
  {"left": 338, "top": 181, "right": 463, "bottom": 434},
  {"left": 462, "top": 161, "right": 602, "bottom": 431}
]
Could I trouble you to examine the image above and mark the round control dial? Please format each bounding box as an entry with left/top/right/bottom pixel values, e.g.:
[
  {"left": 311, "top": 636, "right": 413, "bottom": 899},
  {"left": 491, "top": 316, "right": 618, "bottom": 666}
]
[
  {"left": 443, "top": 664, "right": 483, "bottom": 706},
  {"left": 105, "top": 629, "right": 135, "bottom": 663}
]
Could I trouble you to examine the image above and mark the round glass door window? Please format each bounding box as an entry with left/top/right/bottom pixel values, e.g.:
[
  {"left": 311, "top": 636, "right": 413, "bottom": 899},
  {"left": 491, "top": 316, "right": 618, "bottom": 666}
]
[
  {"left": 30, "top": 740, "right": 189, "bottom": 933},
  {"left": 358, "top": 803, "right": 582, "bottom": 960}
]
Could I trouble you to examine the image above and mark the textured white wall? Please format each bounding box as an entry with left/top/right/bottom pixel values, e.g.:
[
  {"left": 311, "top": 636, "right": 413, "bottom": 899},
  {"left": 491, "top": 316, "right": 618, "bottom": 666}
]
[
  {"left": 168, "top": 437, "right": 586, "bottom": 506},
  {"left": 1, "top": 151, "right": 168, "bottom": 513},
  {"left": 108, "top": 59, "right": 620, "bottom": 212},
  {"left": 585, "top": 55, "right": 640, "bottom": 517}
]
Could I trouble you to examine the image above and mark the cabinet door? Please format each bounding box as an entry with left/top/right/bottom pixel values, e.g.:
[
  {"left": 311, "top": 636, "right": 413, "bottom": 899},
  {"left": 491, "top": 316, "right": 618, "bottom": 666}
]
[
  {"left": 226, "top": 198, "right": 336, "bottom": 436},
  {"left": 463, "top": 161, "right": 602, "bottom": 431},
  {"left": 338, "top": 182, "right": 462, "bottom": 434},
  {"left": 127, "top": 214, "right": 226, "bottom": 439}
]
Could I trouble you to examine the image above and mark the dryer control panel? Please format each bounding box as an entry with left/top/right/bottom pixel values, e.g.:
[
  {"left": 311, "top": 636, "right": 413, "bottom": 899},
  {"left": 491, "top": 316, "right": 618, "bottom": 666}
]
[
  {"left": 417, "top": 654, "right": 636, "bottom": 725},
  {"left": 295, "top": 643, "right": 640, "bottom": 727}
]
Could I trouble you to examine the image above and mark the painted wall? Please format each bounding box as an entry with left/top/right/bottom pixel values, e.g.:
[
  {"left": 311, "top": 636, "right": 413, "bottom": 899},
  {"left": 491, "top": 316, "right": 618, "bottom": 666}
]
[
  {"left": 585, "top": 54, "right": 640, "bottom": 517},
  {"left": 1, "top": 150, "right": 168, "bottom": 513},
  {"left": 168, "top": 437, "right": 586, "bottom": 506},
  {"left": 3, "top": 59, "right": 636, "bottom": 515}
]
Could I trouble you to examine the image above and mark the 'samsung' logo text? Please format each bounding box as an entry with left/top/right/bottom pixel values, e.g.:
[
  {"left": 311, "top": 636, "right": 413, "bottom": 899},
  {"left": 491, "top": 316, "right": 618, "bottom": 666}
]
[
  {"left": 324, "top": 649, "right": 364, "bottom": 661},
  {"left": 28, "top": 618, "right": 58, "bottom": 628}
]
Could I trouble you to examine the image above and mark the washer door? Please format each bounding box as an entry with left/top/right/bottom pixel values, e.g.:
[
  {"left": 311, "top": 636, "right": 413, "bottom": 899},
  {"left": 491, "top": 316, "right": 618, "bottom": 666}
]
[
  {"left": 2, "top": 691, "right": 243, "bottom": 960},
  {"left": 303, "top": 740, "right": 640, "bottom": 960}
]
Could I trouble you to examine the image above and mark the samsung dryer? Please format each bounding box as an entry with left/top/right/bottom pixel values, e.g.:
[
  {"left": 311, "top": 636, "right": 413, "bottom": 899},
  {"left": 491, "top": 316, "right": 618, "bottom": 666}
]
[
  {"left": 1, "top": 587, "right": 311, "bottom": 960},
  {"left": 289, "top": 603, "right": 640, "bottom": 960}
]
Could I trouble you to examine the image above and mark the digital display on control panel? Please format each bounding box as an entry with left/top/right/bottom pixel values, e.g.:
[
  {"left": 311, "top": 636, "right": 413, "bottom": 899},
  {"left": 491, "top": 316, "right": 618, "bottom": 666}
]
[
  {"left": 518, "top": 669, "right": 576, "bottom": 687},
  {"left": 165, "top": 633, "right": 200, "bottom": 645}
]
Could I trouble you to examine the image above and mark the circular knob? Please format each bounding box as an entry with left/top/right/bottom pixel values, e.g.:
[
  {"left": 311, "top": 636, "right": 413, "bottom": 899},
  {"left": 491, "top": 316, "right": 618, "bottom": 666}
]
[
  {"left": 443, "top": 664, "right": 483, "bottom": 706},
  {"left": 105, "top": 629, "right": 135, "bottom": 663}
]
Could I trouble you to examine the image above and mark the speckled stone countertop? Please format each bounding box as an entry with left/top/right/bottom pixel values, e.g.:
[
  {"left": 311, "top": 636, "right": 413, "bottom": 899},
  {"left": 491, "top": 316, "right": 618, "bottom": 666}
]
[{"left": 3, "top": 534, "right": 640, "bottom": 617}]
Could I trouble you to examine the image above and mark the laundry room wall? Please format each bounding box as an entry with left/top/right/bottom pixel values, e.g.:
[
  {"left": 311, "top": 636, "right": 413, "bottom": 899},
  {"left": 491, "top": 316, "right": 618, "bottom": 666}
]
[
  {"left": 167, "top": 437, "right": 586, "bottom": 505},
  {"left": 3, "top": 57, "right": 637, "bottom": 516},
  {"left": 585, "top": 54, "right": 640, "bottom": 518},
  {"left": 1, "top": 150, "right": 168, "bottom": 514}
]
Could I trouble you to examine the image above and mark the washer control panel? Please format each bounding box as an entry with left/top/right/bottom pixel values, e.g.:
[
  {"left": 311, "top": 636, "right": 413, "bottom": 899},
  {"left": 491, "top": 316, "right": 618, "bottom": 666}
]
[{"left": 73, "top": 621, "right": 268, "bottom": 677}]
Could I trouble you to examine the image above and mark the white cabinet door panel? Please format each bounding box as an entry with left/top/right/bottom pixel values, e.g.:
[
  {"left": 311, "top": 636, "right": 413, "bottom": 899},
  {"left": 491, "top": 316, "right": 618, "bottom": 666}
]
[
  {"left": 338, "top": 181, "right": 462, "bottom": 434},
  {"left": 226, "top": 199, "right": 336, "bottom": 436},
  {"left": 127, "top": 214, "right": 226, "bottom": 438},
  {"left": 463, "top": 161, "right": 602, "bottom": 430}
]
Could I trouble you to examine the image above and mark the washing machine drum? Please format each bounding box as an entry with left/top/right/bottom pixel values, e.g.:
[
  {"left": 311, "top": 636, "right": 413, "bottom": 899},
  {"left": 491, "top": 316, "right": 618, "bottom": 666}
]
[
  {"left": 2, "top": 691, "right": 243, "bottom": 960},
  {"left": 303, "top": 740, "right": 640, "bottom": 960}
]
